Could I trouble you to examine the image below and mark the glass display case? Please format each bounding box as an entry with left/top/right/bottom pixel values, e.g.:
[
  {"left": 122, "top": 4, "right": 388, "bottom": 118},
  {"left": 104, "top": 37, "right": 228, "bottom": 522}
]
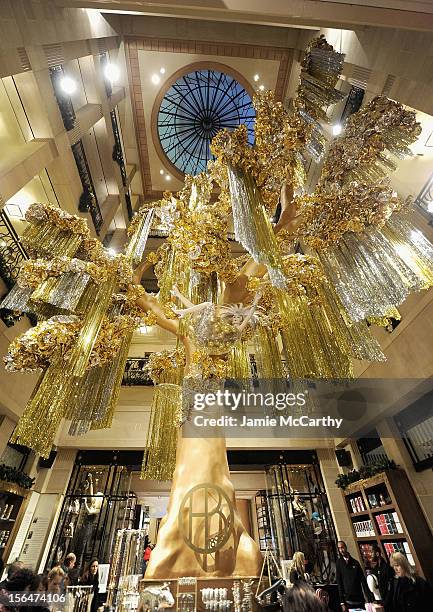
[
  {"left": 47, "top": 464, "right": 137, "bottom": 570},
  {"left": 255, "top": 462, "right": 338, "bottom": 583}
]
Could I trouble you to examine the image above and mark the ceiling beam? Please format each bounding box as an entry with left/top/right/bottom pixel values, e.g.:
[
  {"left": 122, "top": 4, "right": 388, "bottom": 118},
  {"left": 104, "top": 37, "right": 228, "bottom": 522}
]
[{"left": 55, "top": 0, "right": 433, "bottom": 32}]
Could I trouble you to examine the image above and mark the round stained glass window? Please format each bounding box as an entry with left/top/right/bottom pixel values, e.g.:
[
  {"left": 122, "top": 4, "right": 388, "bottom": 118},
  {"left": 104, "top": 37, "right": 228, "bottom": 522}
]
[{"left": 158, "top": 69, "right": 256, "bottom": 176}]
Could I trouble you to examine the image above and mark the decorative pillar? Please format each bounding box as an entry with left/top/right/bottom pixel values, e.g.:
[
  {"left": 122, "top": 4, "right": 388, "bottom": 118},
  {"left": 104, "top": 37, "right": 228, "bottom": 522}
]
[
  {"left": 0, "top": 416, "right": 15, "bottom": 456},
  {"left": 13, "top": 448, "right": 77, "bottom": 571},
  {"left": 316, "top": 447, "right": 360, "bottom": 562}
]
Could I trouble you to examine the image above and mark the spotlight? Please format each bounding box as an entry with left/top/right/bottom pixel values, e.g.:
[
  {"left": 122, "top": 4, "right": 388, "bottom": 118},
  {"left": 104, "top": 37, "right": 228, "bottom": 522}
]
[
  {"left": 165, "top": 174, "right": 171, "bottom": 181},
  {"left": 107, "top": 247, "right": 116, "bottom": 256},
  {"left": 60, "top": 76, "right": 77, "bottom": 95},
  {"left": 0, "top": 240, "right": 6, "bottom": 248},
  {"left": 332, "top": 123, "right": 343, "bottom": 136},
  {"left": 159, "top": 169, "right": 164, "bottom": 175},
  {"left": 259, "top": 85, "right": 265, "bottom": 91},
  {"left": 104, "top": 62, "right": 120, "bottom": 84},
  {"left": 151, "top": 74, "right": 161, "bottom": 85},
  {"left": 254, "top": 74, "right": 260, "bottom": 82},
  {"left": 160, "top": 67, "right": 166, "bottom": 75},
  {"left": 427, "top": 201, "right": 433, "bottom": 213}
]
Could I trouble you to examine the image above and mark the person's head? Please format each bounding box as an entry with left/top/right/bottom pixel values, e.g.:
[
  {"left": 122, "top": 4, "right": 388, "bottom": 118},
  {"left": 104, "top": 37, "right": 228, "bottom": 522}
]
[
  {"left": 390, "top": 553, "right": 415, "bottom": 580},
  {"left": 87, "top": 559, "right": 99, "bottom": 577},
  {"left": 29, "top": 573, "right": 46, "bottom": 593},
  {"left": 64, "top": 553, "right": 76, "bottom": 569},
  {"left": 283, "top": 584, "right": 326, "bottom": 612},
  {"left": 337, "top": 541, "right": 348, "bottom": 558},
  {"left": 6, "top": 561, "right": 24, "bottom": 581},
  {"left": 6, "top": 568, "right": 35, "bottom": 592},
  {"left": 47, "top": 567, "right": 66, "bottom": 593},
  {"left": 371, "top": 544, "right": 382, "bottom": 563},
  {"left": 292, "top": 552, "right": 306, "bottom": 576}
]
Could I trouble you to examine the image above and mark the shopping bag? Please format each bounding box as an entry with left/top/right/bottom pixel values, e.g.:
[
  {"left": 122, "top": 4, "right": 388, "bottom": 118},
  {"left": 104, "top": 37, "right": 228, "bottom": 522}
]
[{"left": 366, "top": 604, "right": 384, "bottom": 612}]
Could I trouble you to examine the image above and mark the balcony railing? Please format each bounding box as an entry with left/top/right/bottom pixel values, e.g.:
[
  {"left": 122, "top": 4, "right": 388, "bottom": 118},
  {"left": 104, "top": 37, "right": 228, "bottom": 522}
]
[
  {"left": 49, "top": 66, "right": 76, "bottom": 131},
  {"left": 415, "top": 172, "right": 433, "bottom": 221},
  {"left": 110, "top": 110, "right": 127, "bottom": 185},
  {"left": 122, "top": 354, "right": 269, "bottom": 386},
  {"left": 0, "top": 211, "right": 28, "bottom": 326},
  {"left": 72, "top": 141, "right": 103, "bottom": 234},
  {"left": 122, "top": 355, "right": 153, "bottom": 386},
  {"left": 340, "top": 85, "right": 365, "bottom": 123}
]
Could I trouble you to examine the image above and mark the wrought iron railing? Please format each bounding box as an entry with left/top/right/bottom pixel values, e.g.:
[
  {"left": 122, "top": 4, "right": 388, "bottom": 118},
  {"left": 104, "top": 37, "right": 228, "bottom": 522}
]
[
  {"left": 415, "top": 172, "right": 433, "bottom": 222},
  {"left": 49, "top": 66, "right": 76, "bottom": 131},
  {"left": 124, "top": 192, "right": 133, "bottom": 221},
  {"left": 147, "top": 229, "right": 237, "bottom": 241},
  {"left": 122, "top": 355, "right": 153, "bottom": 386},
  {"left": 122, "top": 354, "right": 270, "bottom": 386},
  {"left": 72, "top": 141, "right": 103, "bottom": 234},
  {"left": 341, "top": 85, "right": 365, "bottom": 123},
  {"left": 0, "top": 210, "right": 28, "bottom": 326},
  {"left": 110, "top": 110, "right": 127, "bottom": 187}
]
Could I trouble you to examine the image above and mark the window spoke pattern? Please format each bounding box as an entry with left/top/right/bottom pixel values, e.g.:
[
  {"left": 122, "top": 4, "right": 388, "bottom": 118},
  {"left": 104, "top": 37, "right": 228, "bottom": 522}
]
[{"left": 158, "top": 70, "right": 255, "bottom": 175}]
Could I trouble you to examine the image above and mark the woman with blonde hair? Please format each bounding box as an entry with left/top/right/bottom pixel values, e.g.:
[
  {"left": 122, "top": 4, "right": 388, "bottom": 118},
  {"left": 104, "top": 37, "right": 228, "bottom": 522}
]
[
  {"left": 47, "top": 566, "right": 66, "bottom": 594},
  {"left": 289, "top": 551, "right": 310, "bottom": 586},
  {"left": 384, "top": 552, "right": 432, "bottom": 611}
]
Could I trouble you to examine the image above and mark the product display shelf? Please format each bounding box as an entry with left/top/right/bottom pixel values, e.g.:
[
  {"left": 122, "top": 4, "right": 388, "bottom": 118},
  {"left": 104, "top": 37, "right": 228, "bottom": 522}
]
[
  {"left": 106, "top": 528, "right": 147, "bottom": 611},
  {"left": 139, "top": 577, "right": 260, "bottom": 612},
  {"left": 0, "top": 482, "right": 29, "bottom": 561},
  {"left": 342, "top": 469, "right": 433, "bottom": 582}
]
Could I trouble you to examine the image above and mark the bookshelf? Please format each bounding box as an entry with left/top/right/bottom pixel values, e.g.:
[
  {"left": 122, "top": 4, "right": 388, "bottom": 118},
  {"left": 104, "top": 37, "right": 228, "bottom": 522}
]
[{"left": 342, "top": 469, "right": 433, "bottom": 583}]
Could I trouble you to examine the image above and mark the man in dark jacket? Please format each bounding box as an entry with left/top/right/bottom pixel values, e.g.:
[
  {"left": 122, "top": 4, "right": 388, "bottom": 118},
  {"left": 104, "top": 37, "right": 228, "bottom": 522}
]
[
  {"left": 336, "top": 541, "right": 371, "bottom": 610},
  {"left": 369, "top": 544, "right": 394, "bottom": 601}
]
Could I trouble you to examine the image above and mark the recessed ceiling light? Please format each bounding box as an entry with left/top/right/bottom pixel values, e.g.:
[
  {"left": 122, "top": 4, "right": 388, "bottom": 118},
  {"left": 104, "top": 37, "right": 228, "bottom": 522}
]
[
  {"left": 165, "top": 174, "right": 171, "bottom": 181},
  {"left": 427, "top": 201, "right": 433, "bottom": 213},
  {"left": 259, "top": 84, "right": 265, "bottom": 91},
  {"left": 60, "top": 76, "right": 76, "bottom": 95},
  {"left": 254, "top": 74, "right": 260, "bottom": 82},
  {"left": 107, "top": 247, "right": 116, "bottom": 256},
  {"left": 151, "top": 74, "right": 161, "bottom": 85},
  {"left": 104, "top": 62, "right": 120, "bottom": 83},
  {"left": 332, "top": 123, "right": 343, "bottom": 136},
  {"left": 159, "top": 169, "right": 164, "bottom": 175},
  {"left": 160, "top": 67, "right": 166, "bottom": 75}
]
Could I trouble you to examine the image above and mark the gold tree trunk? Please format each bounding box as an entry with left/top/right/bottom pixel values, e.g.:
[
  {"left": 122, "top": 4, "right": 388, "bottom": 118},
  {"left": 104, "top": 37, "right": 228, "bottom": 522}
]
[{"left": 145, "top": 434, "right": 263, "bottom": 578}]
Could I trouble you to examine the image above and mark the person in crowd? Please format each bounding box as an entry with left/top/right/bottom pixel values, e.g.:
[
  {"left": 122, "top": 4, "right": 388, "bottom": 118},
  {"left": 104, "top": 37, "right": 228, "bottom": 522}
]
[
  {"left": 143, "top": 540, "right": 152, "bottom": 574},
  {"left": 46, "top": 566, "right": 66, "bottom": 594},
  {"left": 384, "top": 552, "right": 433, "bottom": 612},
  {"left": 0, "top": 562, "right": 24, "bottom": 590},
  {"left": 20, "top": 573, "right": 50, "bottom": 612},
  {"left": 2, "top": 568, "right": 34, "bottom": 593},
  {"left": 283, "top": 584, "right": 326, "bottom": 612},
  {"left": 289, "top": 551, "right": 310, "bottom": 585},
  {"left": 336, "top": 540, "right": 371, "bottom": 610},
  {"left": 61, "top": 553, "right": 79, "bottom": 586},
  {"left": 80, "top": 558, "right": 100, "bottom": 612},
  {"left": 368, "top": 545, "right": 394, "bottom": 602},
  {"left": 315, "top": 588, "right": 331, "bottom": 612}
]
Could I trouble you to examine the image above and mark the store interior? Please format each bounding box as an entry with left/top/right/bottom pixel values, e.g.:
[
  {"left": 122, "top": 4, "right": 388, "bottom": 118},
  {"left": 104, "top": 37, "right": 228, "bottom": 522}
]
[{"left": 0, "top": 1, "right": 433, "bottom": 611}]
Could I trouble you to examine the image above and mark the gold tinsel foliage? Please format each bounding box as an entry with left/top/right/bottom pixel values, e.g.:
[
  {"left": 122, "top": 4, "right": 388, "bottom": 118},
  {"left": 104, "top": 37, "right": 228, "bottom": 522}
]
[
  {"left": 296, "top": 181, "right": 409, "bottom": 249},
  {"left": 320, "top": 97, "right": 421, "bottom": 187},
  {"left": 4, "top": 313, "right": 139, "bottom": 373},
  {"left": 166, "top": 172, "right": 236, "bottom": 280}
]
